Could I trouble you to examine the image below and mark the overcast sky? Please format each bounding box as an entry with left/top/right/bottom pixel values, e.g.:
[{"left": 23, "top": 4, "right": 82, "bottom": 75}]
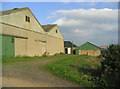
[{"left": 2, "top": 2, "right": 118, "bottom": 46}]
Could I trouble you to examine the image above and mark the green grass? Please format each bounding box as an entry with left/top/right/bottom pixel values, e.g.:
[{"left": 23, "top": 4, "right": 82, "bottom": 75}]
[
  {"left": 1, "top": 54, "right": 67, "bottom": 63},
  {"left": 44, "top": 55, "right": 102, "bottom": 87},
  {"left": 1, "top": 54, "right": 103, "bottom": 87}
]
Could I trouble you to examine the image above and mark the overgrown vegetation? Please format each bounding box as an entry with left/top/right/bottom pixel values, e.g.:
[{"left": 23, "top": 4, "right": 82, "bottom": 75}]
[
  {"left": 44, "top": 55, "right": 102, "bottom": 87},
  {"left": 101, "top": 44, "right": 120, "bottom": 88},
  {"left": 44, "top": 44, "right": 120, "bottom": 88}
]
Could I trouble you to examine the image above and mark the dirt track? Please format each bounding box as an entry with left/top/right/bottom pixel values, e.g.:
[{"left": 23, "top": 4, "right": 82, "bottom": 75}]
[{"left": 2, "top": 56, "right": 81, "bottom": 87}]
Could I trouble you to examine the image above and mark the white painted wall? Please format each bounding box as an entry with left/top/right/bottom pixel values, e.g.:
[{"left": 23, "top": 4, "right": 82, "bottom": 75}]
[{"left": 68, "top": 48, "right": 71, "bottom": 54}]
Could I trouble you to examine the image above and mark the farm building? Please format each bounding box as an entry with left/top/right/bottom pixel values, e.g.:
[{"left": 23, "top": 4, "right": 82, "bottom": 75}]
[
  {"left": 41, "top": 24, "right": 64, "bottom": 55},
  {"left": 76, "top": 42, "right": 101, "bottom": 56},
  {"left": 64, "top": 41, "right": 78, "bottom": 54},
  {"left": 0, "top": 7, "right": 64, "bottom": 59}
]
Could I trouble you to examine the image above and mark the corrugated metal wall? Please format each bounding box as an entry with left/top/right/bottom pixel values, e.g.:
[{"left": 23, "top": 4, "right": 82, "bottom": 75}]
[{"left": 2, "top": 35, "right": 15, "bottom": 59}]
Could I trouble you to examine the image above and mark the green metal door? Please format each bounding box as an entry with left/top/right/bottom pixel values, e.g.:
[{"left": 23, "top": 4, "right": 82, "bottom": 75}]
[{"left": 2, "top": 35, "right": 15, "bottom": 59}]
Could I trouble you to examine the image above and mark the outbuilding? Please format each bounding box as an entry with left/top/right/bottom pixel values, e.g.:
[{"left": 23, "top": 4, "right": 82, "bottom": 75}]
[
  {"left": 64, "top": 41, "right": 78, "bottom": 54},
  {"left": 76, "top": 42, "right": 101, "bottom": 56}
]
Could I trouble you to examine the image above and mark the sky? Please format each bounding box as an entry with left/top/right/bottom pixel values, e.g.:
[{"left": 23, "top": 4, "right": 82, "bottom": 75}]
[{"left": 1, "top": 2, "right": 118, "bottom": 46}]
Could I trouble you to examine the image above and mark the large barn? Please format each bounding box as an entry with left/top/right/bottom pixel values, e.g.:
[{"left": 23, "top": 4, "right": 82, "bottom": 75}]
[
  {"left": 76, "top": 42, "right": 101, "bottom": 56},
  {"left": 0, "top": 7, "right": 64, "bottom": 59}
]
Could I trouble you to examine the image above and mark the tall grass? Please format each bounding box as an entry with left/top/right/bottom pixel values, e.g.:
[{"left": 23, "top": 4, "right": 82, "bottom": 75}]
[{"left": 44, "top": 55, "right": 102, "bottom": 87}]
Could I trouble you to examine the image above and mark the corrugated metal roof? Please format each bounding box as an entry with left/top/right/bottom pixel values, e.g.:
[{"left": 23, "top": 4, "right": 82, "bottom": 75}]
[
  {"left": 64, "top": 41, "right": 78, "bottom": 47},
  {"left": 0, "top": 7, "right": 28, "bottom": 16},
  {"left": 76, "top": 42, "right": 101, "bottom": 50},
  {"left": 41, "top": 24, "right": 57, "bottom": 32}
]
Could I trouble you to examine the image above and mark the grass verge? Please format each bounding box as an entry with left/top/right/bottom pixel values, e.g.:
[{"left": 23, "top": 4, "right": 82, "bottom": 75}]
[
  {"left": 1, "top": 54, "right": 67, "bottom": 63},
  {"left": 44, "top": 55, "right": 102, "bottom": 87}
]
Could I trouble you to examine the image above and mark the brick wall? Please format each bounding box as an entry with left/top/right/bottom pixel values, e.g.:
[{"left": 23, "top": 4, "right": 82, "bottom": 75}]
[{"left": 79, "top": 50, "right": 101, "bottom": 56}]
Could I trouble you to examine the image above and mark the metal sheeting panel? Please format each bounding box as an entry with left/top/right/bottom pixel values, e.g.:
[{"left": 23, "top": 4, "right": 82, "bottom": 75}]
[
  {"left": 75, "top": 42, "right": 101, "bottom": 55},
  {"left": 2, "top": 35, "right": 15, "bottom": 59},
  {"left": 76, "top": 42, "right": 101, "bottom": 50}
]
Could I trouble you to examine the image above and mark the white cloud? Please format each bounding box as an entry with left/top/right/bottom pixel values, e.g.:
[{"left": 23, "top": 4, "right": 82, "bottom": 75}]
[
  {"left": 54, "top": 8, "right": 117, "bottom": 24},
  {"left": 51, "top": 8, "right": 118, "bottom": 46},
  {"left": 73, "top": 29, "right": 92, "bottom": 37}
]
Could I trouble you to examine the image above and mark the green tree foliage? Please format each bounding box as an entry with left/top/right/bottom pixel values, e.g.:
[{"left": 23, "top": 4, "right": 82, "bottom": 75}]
[{"left": 101, "top": 44, "right": 120, "bottom": 87}]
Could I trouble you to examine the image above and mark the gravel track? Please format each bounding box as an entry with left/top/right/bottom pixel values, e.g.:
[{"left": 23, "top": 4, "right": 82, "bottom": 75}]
[{"left": 2, "top": 56, "right": 81, "bottom": 87}]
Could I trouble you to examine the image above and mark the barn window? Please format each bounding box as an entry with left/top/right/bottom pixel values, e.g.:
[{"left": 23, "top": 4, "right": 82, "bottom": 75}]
[
  {"left": 25, "top": 16, "right": 30, "bottom": 22},
  {"left": 56, "top": 30, "right": 58, "bottom": 33}
]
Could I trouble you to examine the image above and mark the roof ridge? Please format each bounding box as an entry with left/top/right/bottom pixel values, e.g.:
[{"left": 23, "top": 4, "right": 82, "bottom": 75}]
[
  {"left": 86, "top": 42, "right": 100, "bottom": 49},
  {"left": 1, "top": 7, "right": 28, "bottom": 12},
  {"left": 0, "top": 7, "right": 29, "bottom": 16},
  {"left": 77, "top": 42, "right": 101, "bottom": 50}
]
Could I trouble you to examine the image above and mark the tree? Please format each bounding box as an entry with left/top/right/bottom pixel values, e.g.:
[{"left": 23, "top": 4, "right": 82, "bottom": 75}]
[{"left": 101, "top": 44, "right": 120, "bottom": 87}]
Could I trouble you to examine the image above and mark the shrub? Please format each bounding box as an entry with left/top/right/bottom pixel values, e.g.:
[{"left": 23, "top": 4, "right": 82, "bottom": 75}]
[
  {"left": 101, "top": 44, "right": 120, "bottom": 87},
  {"left": 60, "top": 52, "right": 65, "bottom": 54},
  {"left": 54, "top": 53, "right": 60, "bottom": 56}
]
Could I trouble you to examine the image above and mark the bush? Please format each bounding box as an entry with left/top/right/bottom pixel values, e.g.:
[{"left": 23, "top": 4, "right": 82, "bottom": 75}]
[
  {"left": 54, "top": 53, "right": 60, "bottom": 56},
  {"left": 60, "top": 52, "right": 65, "bottom": 54},
  {"left": 101, "top": 44, "right": 120, "bottom": 87}
]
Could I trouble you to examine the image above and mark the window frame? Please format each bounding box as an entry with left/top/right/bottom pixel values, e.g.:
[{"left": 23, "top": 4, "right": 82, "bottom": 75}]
[
  {"left": 25, "top": 16, "right": 30, "bottom": 22},
  {"left": 56, "top": 30, "right": 58, "bottom": 33}
]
